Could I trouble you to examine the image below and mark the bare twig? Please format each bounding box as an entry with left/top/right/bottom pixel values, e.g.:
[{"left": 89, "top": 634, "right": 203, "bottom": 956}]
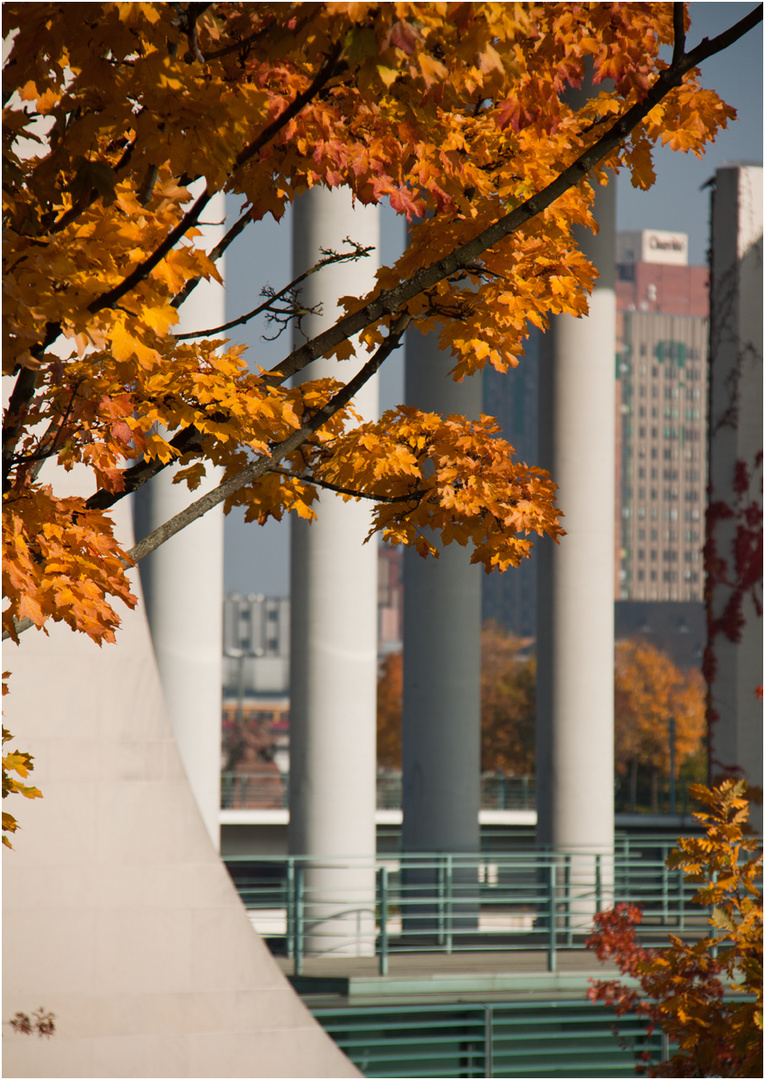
[{"left": 174, "top": 241, "right": 373, "bottom": 340}]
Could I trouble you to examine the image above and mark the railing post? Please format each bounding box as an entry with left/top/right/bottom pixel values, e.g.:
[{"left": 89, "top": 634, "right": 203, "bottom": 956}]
[
  {"left": 677, "top": 866, "right": 685, "bottom": 930},
  {"left": 595, "top": 853, "right": 602, "bottom": 913},
  {"left": 378, "top": 865, "right": 389, "bottom": 976},
  {"left": 484, "top": 1003, "right": 493, "bottom": 1079},
  {"left": 445, "top": 854, "right": 454, "bottom": 954},
  {"left": 286, "top": 857, "right": 295, "bottom": 959},
  {"left": 662, "top": 857, "right": 669, "bottom": 925},
  {"left": 294, "top": 863, "right": 304, "bottom": 976},
  {"left": 522, "top": 775, "right": 529, "bottom": 811},
  {"left": 437, "top": 857, "right": 445, "bottom": 947},
  {"left": 564, "top": 855, "right": 572, "bottom": 946},
  {"left": 547, "top": 862, "right": 557, "bottom": 973}
]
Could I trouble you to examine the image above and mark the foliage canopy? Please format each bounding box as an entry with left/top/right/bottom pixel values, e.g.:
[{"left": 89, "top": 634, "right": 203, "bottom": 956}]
[{"left": 2, "top": 3, "right": 760, "bottom": 840}]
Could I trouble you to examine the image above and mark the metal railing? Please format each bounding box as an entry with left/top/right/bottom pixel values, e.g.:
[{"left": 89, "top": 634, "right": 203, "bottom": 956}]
[
  {"left": 221, "top": 770, "right": 700, "bottom": 814},
  {"left": 312, "top": 998, "right": 665, "bottom": 1078},
  {"left": 223, "top": 846, "right": 752, "bottom": 976}
]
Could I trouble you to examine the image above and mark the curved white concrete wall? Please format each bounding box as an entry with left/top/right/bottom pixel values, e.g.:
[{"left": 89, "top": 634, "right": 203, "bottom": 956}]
[
  {"left": 288, "top": 187, "right": 380, "bottom": 954},
  {"left": 2, "top": 493, "right": 359, "bottom": 1078}
]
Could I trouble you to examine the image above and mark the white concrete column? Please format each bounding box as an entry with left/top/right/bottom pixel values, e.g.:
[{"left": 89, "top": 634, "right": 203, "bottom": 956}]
[
  {"left": 536, "top": 177, "right": 616, "bottom": 917},
  {"left": 288, "top": 186, "right": 380, "bottom": 955},
  {"left": 708, "top": 164, "right": 763, "bottom": 831},
  {"left": 401, "top": 331, "right": 483, "bottom": 855},
  {"left": 133, "top": 192, "right": 225, "bottom": 849},
  {"left": 400, "top": 329, "right": 483, "bottom": 933}
]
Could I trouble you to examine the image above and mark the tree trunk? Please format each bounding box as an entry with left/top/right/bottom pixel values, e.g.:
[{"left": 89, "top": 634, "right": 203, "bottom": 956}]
[{"left": 651, "top": 766, "right": 659, "bottom": 813}]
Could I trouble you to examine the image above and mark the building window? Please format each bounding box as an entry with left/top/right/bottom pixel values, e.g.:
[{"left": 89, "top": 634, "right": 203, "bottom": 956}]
[{"left": 637, "top": 549, "right": 645, "bottom": 560}]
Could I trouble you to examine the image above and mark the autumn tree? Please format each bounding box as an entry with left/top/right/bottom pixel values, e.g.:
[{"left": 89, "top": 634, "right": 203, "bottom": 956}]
[
  {"left": 377, "top": 623, "right": 534, "bottom": 774},
  {"left": 377, "top": 651, "right": 403, "bottom": 770},
  {"left": 480, "top": 622, "right": 535, "bottom": 775},
  {"left": 3, "top": 3, "right": 761, "bottom": 839},
  {"left": 615, "top": 639, "right": 706, "bottom": 812},
  {"left": 587, "top": 780, "right": 763, "bottom": 1078}
]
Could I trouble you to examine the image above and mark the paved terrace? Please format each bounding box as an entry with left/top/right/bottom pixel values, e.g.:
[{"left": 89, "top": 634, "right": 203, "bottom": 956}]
[{"left": 276, "top": 949, "right": 638, "bottom": 1007}]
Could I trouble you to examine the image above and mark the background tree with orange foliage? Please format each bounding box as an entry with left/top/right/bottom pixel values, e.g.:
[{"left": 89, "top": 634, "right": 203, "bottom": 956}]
[
  {"left": 377, "top": 651, "right": 403, "bottom": 770},
  {"left": 377, "top": 623, "right": 535, "bottom": 774},
  {"left": 480, "top": 622, "right": 536, "bottom": 775},
  {"left": 615, "top": 639, "right": 706, "bottom": 812}
]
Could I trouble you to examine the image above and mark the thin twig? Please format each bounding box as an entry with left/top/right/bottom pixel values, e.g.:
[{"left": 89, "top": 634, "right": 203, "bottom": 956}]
[{"left": 174, "top": 242, "right": 373, "bottom": 340}]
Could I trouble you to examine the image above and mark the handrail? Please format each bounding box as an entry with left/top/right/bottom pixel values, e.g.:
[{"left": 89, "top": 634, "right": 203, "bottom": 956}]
[
  {"left": 223, "top": 847, "right": 762, "bottom": 976},
  {"left": 220, "top": 769, "right": 704, "bottom": 815}
]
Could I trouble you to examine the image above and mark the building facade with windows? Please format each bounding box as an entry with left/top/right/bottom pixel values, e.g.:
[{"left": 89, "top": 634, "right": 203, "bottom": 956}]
[{"left": 615, "top": 230, "right": 709, "bottom": 602}]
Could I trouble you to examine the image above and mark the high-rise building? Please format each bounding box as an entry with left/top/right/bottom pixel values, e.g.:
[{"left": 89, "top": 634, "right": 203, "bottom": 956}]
[
  {"left": 482, "top": 228, "right": 710, "bottom": 637},
  {"left": 615, "top": 230, "right": 709, "bottom": 603}
]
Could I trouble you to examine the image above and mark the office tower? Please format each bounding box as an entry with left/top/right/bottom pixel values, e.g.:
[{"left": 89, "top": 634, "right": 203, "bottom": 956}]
[
  {"left": 615, "top": 229, "right": 709, "bottom": 603},
  {"left": 484, "top": 229, "right": 710, "bottom": 641}
]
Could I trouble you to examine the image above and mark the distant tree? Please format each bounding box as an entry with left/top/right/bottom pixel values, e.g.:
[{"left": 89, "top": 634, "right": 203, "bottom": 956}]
[
  {"left": 480, "top": 622, "right": 535, "bottom": 775},
  {"left": 587, "top": 780, "right": 763, "bottom": 1078},
  {"left": 376, "top": 622, "right": 535, "bottom": 773},
  {"left": 615, "top": 639, "right": 706, "bottom": 811},
  {"left": 377, "top": 651, "right": 403, "bottom": 770}
]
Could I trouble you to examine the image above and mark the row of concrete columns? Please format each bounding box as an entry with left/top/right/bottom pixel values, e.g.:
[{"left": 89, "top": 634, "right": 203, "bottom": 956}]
[{"left": 137, "top": 181, "right": 618, "bottom": 953}]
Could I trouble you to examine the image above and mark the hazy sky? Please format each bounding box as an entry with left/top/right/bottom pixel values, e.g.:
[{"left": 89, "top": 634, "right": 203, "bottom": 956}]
[{"left": 222, "top": 2, "right": 763, "bottom": 598}]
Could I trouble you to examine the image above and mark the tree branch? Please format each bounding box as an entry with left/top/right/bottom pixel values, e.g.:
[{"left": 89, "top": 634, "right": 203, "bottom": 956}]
[
  {"left": 125, "top": 310, "right": 411, "bottom": 565},
  {"left": 672, "top": 3, "right": 686, "bottom": 69},
  {"left": 169, "top": 41, "right": 345, "bottom": 310},
  {"left": 259, "top": 4, "right": 764, "bottom": 389},
  {"left": 268, "top": 465, "right": 425, "bottom": 505},
  {"left": 83, "top": 40, "right": 343, "bottom": 319}
]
